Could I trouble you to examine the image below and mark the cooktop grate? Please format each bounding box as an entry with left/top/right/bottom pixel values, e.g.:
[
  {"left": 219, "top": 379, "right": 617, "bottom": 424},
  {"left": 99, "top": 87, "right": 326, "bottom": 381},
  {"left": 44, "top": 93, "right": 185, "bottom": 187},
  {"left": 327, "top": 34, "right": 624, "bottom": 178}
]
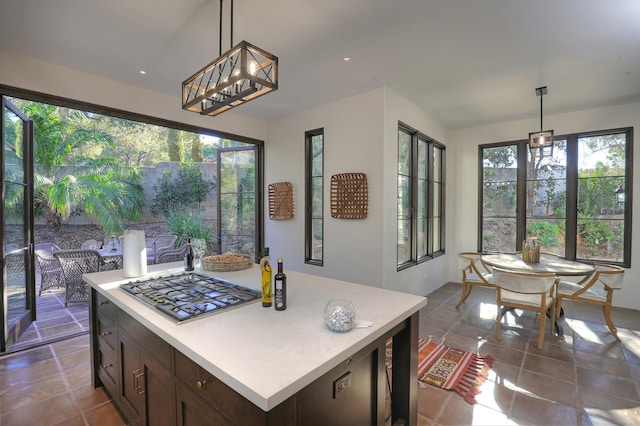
[{"left": 119, "top": 272, "right": 261, "bottom": 323}]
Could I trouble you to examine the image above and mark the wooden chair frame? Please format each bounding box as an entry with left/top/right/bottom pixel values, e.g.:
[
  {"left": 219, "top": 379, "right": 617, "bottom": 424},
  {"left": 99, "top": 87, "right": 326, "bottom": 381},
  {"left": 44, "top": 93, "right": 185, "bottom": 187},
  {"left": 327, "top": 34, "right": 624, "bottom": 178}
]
[
  {"left": 556, "top": 264, "right": 625, "bottom": 341},
  {"left": 493, "top": 267, "right": 558, "bottom": 350},
  {"left": 456, "top": 252, "right": 495, "bottom": 308}
]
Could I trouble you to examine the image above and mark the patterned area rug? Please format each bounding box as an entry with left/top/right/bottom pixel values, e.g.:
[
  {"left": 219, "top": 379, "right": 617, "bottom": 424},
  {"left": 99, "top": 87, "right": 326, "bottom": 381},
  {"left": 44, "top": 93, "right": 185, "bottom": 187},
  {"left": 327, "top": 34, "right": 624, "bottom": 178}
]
[{"left": 387, "top": 337, "right": 494, "bottom": 404}]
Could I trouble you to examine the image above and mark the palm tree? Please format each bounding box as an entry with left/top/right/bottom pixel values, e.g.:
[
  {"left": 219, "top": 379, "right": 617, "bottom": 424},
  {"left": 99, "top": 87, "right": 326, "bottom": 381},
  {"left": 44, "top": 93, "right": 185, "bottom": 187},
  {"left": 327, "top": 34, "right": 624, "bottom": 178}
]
[{"left": 17, "top": 100, "right": 145, "bottom": 235}]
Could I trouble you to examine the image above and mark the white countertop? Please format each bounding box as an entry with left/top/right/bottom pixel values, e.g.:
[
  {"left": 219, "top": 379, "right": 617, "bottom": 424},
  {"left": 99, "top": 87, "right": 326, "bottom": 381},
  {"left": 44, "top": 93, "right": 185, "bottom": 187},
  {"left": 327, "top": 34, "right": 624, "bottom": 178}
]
[{"left": 84, "top": 263, "right": 428, "bottom": 411}]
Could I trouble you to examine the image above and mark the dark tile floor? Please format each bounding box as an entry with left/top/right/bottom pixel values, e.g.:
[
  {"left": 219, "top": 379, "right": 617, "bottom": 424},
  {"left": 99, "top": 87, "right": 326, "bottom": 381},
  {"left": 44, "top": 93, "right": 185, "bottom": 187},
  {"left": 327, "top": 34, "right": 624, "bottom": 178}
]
[
  {"left": 1, "top": 282, "right": 639, "bottom": 425},
  {"left": 417, "top": 283, "right": 640, "bottom": 425}
]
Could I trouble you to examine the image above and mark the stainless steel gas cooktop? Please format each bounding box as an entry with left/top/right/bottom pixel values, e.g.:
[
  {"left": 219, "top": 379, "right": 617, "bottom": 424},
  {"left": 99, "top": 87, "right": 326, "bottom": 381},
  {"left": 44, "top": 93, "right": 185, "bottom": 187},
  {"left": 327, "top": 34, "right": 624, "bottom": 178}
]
[{"left": 119, "top": 272, "right": 261, "bottom": 323}]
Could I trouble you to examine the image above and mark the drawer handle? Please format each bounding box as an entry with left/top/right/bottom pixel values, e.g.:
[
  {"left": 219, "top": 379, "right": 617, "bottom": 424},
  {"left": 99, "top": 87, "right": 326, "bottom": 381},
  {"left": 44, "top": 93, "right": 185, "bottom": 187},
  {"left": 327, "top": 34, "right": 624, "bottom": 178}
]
[
  {"left": 99, "top": 331, "right": 111, "bottom": 337},
  {"left": 99, "top": 300, "right": 109, "bottom": 306},
  {"left": 102, "top": 363, "right": 112, "bottom": 369},
  {"left": 196, "top": 379, "right": 207, "bottom": 390},
  {"left": 133, "top": 369, "right": 145, "bottom": 395}
]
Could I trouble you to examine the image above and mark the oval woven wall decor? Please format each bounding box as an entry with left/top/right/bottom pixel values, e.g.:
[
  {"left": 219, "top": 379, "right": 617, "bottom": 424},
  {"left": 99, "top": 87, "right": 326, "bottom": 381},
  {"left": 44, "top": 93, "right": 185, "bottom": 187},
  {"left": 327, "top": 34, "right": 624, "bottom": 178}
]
[
  {"left": 330, "top": 173, "right": 368, "bottom": 219},
  {"left": 268, "top": 181, "right": 294, "bottom": 220}
]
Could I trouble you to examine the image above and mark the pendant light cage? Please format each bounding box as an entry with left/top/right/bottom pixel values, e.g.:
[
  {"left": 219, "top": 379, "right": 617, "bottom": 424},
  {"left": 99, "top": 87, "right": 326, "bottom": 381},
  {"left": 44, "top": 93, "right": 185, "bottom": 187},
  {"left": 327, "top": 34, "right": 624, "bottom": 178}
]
[
  {"left": 529, "top": 86, "right": 554, "bottom": 158},
  {"left": 182, "top": 0, "right": 278, "bottom": 117}
]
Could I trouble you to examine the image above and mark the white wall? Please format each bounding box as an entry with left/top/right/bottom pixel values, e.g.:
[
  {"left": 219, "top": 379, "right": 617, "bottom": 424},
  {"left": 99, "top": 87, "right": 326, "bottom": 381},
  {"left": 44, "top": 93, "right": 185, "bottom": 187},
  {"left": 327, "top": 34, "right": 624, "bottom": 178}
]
[
  {"left": 265, "top": 87, "right": 453, "bottom": 296},
  {"left": 0, "top": 50, "right": 268, "bottom": 141},
  {"left": 449, "top": 101, "right": 640, "bottom": 309},
  {"left": 382, "top": 89, "right": 450, "bottom": 296},
  {"left": 265, "top": 89, "right": 386, "bottom": 287}
]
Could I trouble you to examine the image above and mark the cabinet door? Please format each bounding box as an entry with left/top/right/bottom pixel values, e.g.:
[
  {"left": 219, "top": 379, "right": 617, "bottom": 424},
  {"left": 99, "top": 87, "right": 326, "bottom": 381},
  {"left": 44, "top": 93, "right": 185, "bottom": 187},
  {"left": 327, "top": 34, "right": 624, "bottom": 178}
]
[
  {"left": 143, "top": 353, "right": 174, "bottom": 426},
  {"left": 120, "top": 333, "right": 145, "bottom": 425},
  {"left": 296, "top": 349, "right": 378, "bottom": 426},
  {"left": 175, "top": 384, "right": 231, "bottom": 426}
]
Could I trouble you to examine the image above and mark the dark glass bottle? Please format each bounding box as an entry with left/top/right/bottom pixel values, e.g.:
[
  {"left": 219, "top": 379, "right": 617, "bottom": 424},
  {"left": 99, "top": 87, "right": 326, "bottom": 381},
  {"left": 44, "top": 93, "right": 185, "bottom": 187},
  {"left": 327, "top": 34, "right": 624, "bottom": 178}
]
[
  {"left": 274, "top": 258, "right": 287, "bottom": 311},
  {"left": 185, "top": 238, "right": 194, "bottom": 271}
]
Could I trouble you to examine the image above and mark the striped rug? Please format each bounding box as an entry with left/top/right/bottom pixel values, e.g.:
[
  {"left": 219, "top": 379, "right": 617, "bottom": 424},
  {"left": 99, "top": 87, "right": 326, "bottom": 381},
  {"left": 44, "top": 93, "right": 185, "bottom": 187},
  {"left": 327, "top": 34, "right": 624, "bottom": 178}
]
[{"left": 387, "top": 337, "right": 494, "bottom": 404}]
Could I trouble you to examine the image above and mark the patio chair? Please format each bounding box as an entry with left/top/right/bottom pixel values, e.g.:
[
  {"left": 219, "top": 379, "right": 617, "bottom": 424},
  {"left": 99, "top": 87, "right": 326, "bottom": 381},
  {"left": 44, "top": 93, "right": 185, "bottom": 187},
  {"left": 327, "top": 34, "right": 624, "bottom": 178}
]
[
  {"left": 6, "top": 251, "right": 26, "bottom": 287},
  {"left": 53, "top": 249, "right": 104, "bottom": 307},
  {"left": 556, "top": 264, "right": 625, "bottom": 341},
  {"left": 456, "top": 252, "right": 495, "bottom": 308},
  {"left": 148, "top": 234, "right": 178, "bottom": 264},
  {"left": 156, "top": 244, "right": 188, "bottom": 264},
  {"left": 493, "top": 267, "right": 558, "bottom": 350},
  {"left": 80, "top": 239, "right": 102, "bottom": 250},
  {"left": 34, "top": 243, "right": 65, "bottom": 295}
]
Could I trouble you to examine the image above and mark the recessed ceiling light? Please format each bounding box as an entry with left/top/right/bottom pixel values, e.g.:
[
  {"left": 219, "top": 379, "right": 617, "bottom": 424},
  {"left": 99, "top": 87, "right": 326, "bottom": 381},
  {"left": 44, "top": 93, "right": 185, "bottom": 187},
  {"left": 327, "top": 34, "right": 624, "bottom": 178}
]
[
  {"left": 139, "top": 70, "right": 147, "bottom": 75},
  {"left": 343, "top": 57, "right": 351, "bottom": 62}
]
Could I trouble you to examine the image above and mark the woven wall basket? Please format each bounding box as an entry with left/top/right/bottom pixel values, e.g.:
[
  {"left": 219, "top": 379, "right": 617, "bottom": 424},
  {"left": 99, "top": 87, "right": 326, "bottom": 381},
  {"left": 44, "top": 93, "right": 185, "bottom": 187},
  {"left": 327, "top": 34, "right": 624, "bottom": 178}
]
[
  {"left": 330, "top": 173, "right": 368, "bottom": 219},
  {"left": 268, "top": 182, "right": 294, "bottom": 220}
]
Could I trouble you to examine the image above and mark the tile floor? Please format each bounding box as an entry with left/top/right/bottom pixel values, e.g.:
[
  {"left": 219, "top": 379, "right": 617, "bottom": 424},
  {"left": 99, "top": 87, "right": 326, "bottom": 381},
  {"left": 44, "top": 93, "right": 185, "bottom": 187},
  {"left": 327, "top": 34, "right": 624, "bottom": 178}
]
[
  {"left": 417, "top": 283, "right": 640, "bottom": 425},
  {"left": 11, "top": 288, "right": 89, "bottom": 353},
  {"left": 1, "top": 282, "right": 640, "bottom": 425}
]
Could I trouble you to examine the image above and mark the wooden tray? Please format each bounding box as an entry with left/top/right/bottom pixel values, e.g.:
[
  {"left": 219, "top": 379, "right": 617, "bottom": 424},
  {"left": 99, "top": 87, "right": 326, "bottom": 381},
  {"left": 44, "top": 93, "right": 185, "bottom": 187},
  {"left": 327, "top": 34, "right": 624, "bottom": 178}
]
[{"left": 202, "top": 254, "right": 253, "bottom": 272}]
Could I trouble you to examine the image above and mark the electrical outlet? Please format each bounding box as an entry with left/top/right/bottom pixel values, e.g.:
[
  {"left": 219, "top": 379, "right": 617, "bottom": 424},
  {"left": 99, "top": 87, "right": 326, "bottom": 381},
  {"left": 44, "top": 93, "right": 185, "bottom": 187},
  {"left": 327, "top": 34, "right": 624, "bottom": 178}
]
[{"left": 333, "top": 371, "right": 352, "bottom": 398}]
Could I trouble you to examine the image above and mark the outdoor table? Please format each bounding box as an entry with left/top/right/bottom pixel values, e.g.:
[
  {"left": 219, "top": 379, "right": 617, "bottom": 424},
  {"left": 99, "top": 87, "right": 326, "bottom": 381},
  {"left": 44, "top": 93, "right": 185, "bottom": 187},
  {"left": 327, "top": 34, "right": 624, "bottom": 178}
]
[{"left": 96, "top": 247, "right": 123, "bottom": 269}]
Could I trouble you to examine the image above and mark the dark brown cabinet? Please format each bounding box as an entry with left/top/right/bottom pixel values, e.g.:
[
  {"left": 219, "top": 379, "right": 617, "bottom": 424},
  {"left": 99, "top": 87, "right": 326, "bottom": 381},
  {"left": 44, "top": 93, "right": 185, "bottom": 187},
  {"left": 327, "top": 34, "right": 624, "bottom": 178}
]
[
  {"left": 90, "top": 288, "right": 413, "bottom": 425},
  {"left": 117, "top": 312, "right": 174, "bottom": 426},
  {"left": 119, "top": 332, "right": 174, "bottom": 426},
  {"left": 93, "top": 292, "right": 119, "bottom": 399},
  {"left": 91, "top": 290, "right": 174, "bottom": 426}
]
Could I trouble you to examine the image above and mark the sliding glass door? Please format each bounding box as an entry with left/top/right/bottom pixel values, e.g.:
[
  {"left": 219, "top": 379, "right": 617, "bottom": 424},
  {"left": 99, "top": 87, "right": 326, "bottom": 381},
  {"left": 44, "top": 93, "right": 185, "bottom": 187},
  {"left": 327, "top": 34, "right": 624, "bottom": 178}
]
[{"left": 1, "top": 97, "right": 35, "bottom": 353}]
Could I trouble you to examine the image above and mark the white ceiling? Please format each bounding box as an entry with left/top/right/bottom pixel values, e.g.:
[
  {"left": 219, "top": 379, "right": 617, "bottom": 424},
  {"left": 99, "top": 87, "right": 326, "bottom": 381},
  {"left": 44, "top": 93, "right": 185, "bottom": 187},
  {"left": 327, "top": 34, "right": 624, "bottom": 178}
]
[{"left": 1, "top": 0, "right": 640, "bottom": 129}]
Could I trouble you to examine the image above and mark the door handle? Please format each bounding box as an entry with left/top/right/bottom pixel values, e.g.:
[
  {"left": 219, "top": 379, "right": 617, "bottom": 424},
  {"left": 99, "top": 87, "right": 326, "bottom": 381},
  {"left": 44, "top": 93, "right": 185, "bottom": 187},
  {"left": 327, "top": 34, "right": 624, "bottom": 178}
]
[{"left": 133, "top": 368, "right": 145, "bottom": 395}]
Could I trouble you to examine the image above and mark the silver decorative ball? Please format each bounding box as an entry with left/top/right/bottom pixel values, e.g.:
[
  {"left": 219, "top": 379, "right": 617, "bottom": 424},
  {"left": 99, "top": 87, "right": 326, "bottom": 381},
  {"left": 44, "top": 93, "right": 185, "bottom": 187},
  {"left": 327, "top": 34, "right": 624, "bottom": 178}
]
[{"left": 324, "top": 299, "right": 356, "bottom": 332}]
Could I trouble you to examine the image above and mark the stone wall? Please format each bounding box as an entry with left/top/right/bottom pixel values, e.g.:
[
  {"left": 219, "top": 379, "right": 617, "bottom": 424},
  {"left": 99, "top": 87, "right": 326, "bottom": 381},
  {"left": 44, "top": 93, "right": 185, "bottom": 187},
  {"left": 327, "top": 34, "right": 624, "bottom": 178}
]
[{"left": 48, "top": 161, "right": 218, "bottom": 226}]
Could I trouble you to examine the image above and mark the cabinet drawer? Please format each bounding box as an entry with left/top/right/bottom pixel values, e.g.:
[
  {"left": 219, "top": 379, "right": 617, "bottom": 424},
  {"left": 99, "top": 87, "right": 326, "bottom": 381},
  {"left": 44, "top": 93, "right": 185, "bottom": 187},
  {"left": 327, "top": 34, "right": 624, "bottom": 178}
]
[
  {"left": 174, "top": 350, "right": 263, "bottom": 424},
  {"left": 97, "top": 344, "right": 118, "bottom": 393},
  {"left": 95, "top": 291, "right": 117, "bottom": 320},
  {"left": 97, "top": 314, "right": 117, "bottom": 351},
  {"left": 119, "top": 311, "right": 171, "bottom": 368}
]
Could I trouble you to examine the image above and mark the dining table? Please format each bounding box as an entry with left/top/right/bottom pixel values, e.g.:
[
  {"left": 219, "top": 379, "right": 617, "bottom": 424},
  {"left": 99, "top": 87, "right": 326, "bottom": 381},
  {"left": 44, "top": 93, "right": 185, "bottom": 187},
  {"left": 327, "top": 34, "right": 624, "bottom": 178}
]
[
  {"left": 481, "top": 252, "right": 594, "bottom": 335},
  {"left": 482, "top": 252, "right": 594, "bottom": 276}
]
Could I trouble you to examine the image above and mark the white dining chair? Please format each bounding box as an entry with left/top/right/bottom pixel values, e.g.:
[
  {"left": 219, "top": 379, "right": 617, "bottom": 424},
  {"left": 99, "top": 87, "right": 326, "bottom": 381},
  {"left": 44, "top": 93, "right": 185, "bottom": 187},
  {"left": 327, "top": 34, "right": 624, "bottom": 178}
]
[{"left": 493, "top": 267, "right": 558, "bottom": 350}]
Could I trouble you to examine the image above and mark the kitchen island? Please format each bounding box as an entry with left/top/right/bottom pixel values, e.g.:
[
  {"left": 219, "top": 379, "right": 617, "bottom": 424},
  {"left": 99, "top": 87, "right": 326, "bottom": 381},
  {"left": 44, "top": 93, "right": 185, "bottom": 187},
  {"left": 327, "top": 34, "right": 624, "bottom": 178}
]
[{"left": 85, "top": 263, "right": 428, "bottom": 425}]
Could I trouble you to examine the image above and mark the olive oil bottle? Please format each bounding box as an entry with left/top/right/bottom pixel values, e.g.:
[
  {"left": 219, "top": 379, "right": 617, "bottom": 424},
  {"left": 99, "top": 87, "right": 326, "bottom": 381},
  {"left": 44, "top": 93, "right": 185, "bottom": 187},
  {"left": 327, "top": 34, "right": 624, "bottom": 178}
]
[{"left": 260, "top": 247, "right": 272, "bottom": 307}]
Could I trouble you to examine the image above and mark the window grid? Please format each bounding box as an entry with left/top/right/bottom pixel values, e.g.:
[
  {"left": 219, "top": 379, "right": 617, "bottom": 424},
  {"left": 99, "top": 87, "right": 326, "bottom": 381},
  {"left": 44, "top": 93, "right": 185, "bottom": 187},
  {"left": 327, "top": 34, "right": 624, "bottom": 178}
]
[
  {"left": 397, "top": 122, "right": 446, "bottom": 270},
  {"left": 478, "top": 127, "right": 632, "bottom": 267},
  {"left": 305, "top": 128, "right": 324, "bottom": 265}
]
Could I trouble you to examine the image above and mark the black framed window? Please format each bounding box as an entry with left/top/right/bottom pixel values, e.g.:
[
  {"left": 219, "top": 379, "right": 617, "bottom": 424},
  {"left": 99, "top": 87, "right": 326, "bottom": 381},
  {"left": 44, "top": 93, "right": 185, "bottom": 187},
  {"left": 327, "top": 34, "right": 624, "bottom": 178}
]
[
  {"left": 305, "top": 128, "right": 323, "bottom": 265},
  {"left": 479, "top": 127, "right": 632, "bottom": 267},
  {"left": 397, "top": 122, "right": 446, "bottom": 270}
]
